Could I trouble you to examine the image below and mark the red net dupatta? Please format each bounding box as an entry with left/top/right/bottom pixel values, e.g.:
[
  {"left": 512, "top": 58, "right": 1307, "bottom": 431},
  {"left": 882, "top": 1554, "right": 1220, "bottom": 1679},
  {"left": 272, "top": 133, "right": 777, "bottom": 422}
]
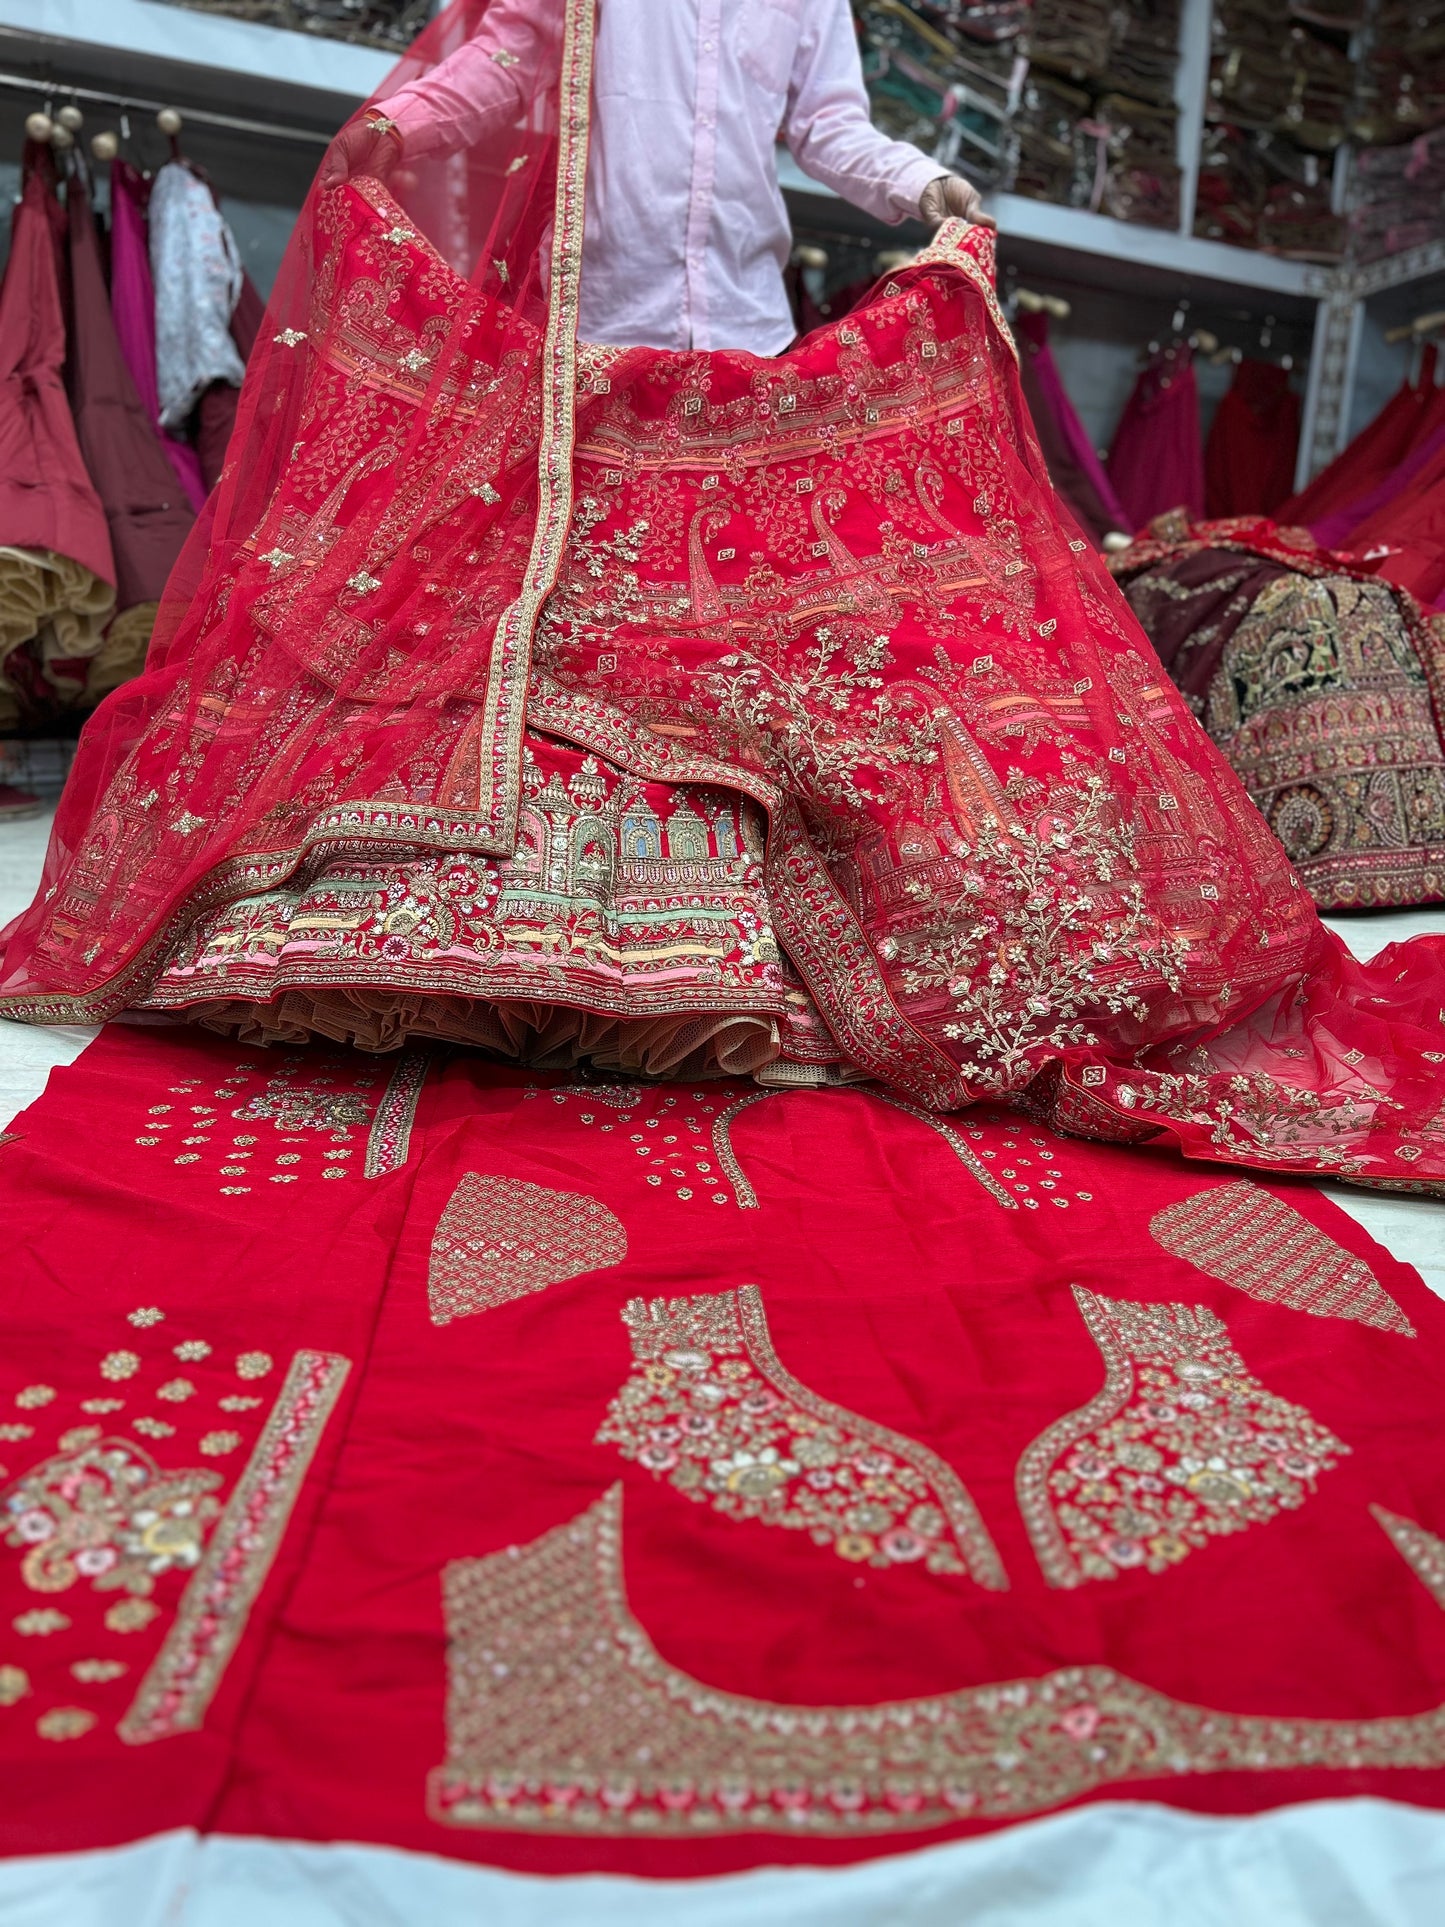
[{"left": 2, "top": 0, "right": 1444, "bottom": 1194}]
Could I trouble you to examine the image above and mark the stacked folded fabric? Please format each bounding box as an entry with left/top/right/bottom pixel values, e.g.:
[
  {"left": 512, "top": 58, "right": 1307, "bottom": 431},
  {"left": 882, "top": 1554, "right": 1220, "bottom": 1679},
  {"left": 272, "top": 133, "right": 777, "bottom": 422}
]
[
  {"left": 853, "top": 0, "right": 1025, "bottom": 187},
  {"left": 1352, "top": 0, "right": 1445, "bottom": 146},
  {"left": 1013, "top": 0, "right": 1183, "bottom": 226},
  {"left": 1350, "top": 127, "right": 1445, "bottom": 264}
]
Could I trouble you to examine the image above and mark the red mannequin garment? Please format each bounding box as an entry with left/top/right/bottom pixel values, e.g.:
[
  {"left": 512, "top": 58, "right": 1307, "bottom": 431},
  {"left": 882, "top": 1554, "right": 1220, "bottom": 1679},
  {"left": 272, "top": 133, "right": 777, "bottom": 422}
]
[
  {"left": 1203, "top": 359, "right": 1301, "bottom": 518},
  {"left": 66, "top": 172, "right": 196, "bottom": 616},
  {"left": 0, "top": 150, "right": 112, "bottom": 588},
  {"left": 1279, "top": 346, "right": 1437, "bottom": 525},
  {"left": 1107, "top": 344, "right": 1204, "bottom": 527}
]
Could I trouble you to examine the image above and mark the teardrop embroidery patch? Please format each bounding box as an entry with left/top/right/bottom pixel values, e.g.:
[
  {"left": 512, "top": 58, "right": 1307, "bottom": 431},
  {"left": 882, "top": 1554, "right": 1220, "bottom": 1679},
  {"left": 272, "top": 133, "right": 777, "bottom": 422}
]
[
  {"left": 1150, "top": 1181, "right": 1414, "bottom": 1336},
  {"left": 428, "top": 1174, "right": 627, "bottom": 1323}
]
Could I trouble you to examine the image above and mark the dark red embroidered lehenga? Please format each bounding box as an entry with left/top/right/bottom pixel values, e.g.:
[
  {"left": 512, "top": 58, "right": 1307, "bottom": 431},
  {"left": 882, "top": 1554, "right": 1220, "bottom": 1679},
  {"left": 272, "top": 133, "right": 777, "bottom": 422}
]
[{"left": 1, "top": 0, "right": 1443, "bottom": 1192}]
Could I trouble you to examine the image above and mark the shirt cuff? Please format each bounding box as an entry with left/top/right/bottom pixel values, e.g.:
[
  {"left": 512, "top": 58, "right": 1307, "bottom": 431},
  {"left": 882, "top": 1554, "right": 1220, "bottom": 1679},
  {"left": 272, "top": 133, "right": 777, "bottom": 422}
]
[{"left": 889, "top": 153, "right": 949, "bottom": 222}]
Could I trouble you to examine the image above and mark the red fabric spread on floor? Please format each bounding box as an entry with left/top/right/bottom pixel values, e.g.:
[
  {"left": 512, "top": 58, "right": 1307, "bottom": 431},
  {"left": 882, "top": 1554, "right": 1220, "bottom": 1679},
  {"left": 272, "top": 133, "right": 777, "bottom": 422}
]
[{"left": 2, "top": 1024, "right": 1444, "bottom": 1874}]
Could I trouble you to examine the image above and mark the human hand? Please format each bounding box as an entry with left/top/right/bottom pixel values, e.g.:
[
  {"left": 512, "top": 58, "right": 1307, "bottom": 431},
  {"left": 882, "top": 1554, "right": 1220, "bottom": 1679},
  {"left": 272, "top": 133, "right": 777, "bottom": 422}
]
[
  {"left": 319, "top": 115, "right": 403, "bottom": 191},
  {"left": 919, "top": 174, "right": 997, "bottom": 231}
]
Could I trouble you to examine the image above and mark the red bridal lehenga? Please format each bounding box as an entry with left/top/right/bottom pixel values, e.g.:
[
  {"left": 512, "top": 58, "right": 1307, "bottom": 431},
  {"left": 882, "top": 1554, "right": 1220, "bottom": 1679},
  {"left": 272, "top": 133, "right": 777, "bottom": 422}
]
[{"left": 1, "top": 0, "right": 1443, "bottom": 1193}]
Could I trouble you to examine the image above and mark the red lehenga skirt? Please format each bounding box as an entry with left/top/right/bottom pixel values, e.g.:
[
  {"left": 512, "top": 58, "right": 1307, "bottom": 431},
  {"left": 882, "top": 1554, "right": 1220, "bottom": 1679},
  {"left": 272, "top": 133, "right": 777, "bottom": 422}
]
[{"left": 2, "top": 184, "right": 1443, "bottom": 1191}]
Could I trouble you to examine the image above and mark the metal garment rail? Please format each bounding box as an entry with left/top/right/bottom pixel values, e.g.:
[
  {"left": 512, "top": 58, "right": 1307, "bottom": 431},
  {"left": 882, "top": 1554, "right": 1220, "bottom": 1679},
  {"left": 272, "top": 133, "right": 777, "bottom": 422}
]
[{"left": 0, "top": 68, "right": 335, "bottom": 145}]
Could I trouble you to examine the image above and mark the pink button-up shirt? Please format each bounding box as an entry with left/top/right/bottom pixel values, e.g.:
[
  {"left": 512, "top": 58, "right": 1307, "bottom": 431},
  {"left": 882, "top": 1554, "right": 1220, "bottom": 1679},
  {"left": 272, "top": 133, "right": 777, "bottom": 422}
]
[{"left": 384, "top": 0, "right": 942, "bottom": 353}]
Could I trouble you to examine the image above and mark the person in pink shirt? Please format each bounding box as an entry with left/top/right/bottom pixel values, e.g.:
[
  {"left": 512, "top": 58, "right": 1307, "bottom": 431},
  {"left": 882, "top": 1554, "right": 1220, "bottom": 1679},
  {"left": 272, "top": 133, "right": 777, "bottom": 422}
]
[{"left": 321, "top": 0, "right": 987, "bottom": 353}]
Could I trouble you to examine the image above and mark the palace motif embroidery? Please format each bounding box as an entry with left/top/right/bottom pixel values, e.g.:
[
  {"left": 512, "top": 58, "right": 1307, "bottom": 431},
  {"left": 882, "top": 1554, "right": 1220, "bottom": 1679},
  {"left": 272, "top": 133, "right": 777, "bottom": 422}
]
[
  {"left": 2, "top": 1439, "right": 222, "bottom": 1597},
  {"left": 431, "top": 1485, "right": 1445, "bottom": 1835},
  {"left": 120, "top": 1350, "right": 350, "bottom": 1743},
  {"left": 1373, "top": 1506, "right": 1445, "bottom": 1610},
  {"left": 429, "top": 1174, "right": 628, "bottom": 1324},
  {"left": 1016, "top": 1288, "right": 1350, "bottom": 1587},
  {"left": 1150, "top": 1181, "right": 1414, "bottom": 1336},
  {"left": 597, "top": 1287, "right": 1007, "bottom": 1587}
]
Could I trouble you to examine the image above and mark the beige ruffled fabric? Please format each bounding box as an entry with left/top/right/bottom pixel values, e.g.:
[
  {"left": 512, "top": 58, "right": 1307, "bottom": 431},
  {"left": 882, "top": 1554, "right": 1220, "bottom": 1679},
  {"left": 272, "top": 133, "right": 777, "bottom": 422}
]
[
  {"left": 87, "top": 601, "right": 156, "bottom": 701},
  {"left": 0, "top": 546, "right": 115, "bottom": 673},
  {"left": 187, "top": 990, "right": 783, "bottom": 1080}
]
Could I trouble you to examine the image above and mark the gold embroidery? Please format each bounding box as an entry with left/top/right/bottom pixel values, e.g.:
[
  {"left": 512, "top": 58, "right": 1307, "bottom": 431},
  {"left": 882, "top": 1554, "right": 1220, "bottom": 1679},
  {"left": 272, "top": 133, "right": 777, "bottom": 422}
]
[
  {"left": 364, "top": 1050, "right": 430, "bottom": 1177},
  {"left": 597, "top": 1287, "right": 1007, "bottom": 1587},
  {"left": 120, "top": 1349, "right": 349, "bottom": 1744},
  {"left": 1, "top": 1439, "right": 222, "bottom": 1596},
  {"left": 37, "top": 1706, "right": 95, "bottom": 1741},
  {"left": 0, "top": 1664, "right": 29, "bottom": 1704},
  {"left": 1017, "top": 1289, "right": 1349, "bottom": 1587},
  {"left": 432, "top": 1486, "right": 1445, "bottom": 1835},
  {"left": 1150, "top": 1181, "right": 1414, "bottom": 1336},
  {"left": 711, "top": 1086, "right": 1016, "bottom": 1211},
  {"left": 1373, "top": 1506, "right": 1445, "bottom": 1608},
  {"left": 429, "top": 1174, "right": 627, "bottom": 1324}
]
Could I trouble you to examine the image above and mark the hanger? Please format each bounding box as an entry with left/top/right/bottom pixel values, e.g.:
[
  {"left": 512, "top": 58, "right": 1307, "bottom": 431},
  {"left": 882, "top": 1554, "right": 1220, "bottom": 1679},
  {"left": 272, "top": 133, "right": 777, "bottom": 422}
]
[
  {"left": 1013, "top": 287, "right": 1071, "bottom": 319},
  {"left": 1384, "top": 309, "right": 1445, "bottom": 346}
]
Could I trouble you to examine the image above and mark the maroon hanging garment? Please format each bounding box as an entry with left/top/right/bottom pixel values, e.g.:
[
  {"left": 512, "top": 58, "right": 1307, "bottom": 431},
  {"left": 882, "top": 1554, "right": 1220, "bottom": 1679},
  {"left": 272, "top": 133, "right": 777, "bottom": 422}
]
[
  {"left": 66, "top": 170, "right": 196, "bottom": 643},
  {"left": 1203, "top": 359, "right": 1301, "bottom": 518},
  {"left": 110, "top": 158, "right": 208, "bottom": 515},
  {"left": 1016, "top": 309, "right": 1132, "bottom": 543},
  {"left": 0, "top": 144, "right": 114, "bottom": 726},
  {"left": 196, "top": 268, "right": 266, "bottom": 489},
  {"left": 1106, "top": 342, "right": 1205, "bottom": 527}
]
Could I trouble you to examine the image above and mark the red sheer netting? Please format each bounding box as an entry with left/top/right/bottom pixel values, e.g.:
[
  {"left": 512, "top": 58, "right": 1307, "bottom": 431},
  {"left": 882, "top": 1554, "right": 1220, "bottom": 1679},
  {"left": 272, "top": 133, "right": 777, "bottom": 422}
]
[{"left": 2, "top": 0, "right": 1444, "bottom": 1191}]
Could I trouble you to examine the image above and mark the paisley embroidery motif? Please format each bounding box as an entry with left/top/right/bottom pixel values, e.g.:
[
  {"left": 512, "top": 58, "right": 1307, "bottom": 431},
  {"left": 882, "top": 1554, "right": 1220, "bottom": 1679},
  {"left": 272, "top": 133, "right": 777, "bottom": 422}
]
[
  {"left": 1, "top": 1440, "right": 220, "bottom": 1598},
  {"left": 1017, "top": 1288, "right": 1350, "bottom": 1587},
  {"left": 429, "top": 1174, "right": 628, "bottom": 1323},
  {"left": 431, "top": 1486, "right": 1445, "bottom": 1836},
  {"left": 596, "top": 1286, "right": 1007, "bottom": 1588},
  {"left": 1151, "top": 1181, "right": 1415, "bottom": 1336}
]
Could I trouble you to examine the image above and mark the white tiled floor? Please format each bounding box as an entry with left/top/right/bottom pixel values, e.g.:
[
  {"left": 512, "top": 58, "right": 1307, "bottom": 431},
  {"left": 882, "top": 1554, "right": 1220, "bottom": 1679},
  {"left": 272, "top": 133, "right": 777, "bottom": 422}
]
[{"left": 2, "top": 806, "right": 1443, "bottom": 1293}]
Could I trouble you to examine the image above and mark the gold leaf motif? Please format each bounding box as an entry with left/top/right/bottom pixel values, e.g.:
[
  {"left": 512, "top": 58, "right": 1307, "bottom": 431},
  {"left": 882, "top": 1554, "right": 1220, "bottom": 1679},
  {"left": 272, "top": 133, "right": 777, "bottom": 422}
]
[
  {"left": 0, "top": 1664, "right": 29, "bottom": 1704},
  {"left": 428, "top": 1174, "right": 627, "bottom": 1324},
  {"left": 14, "top": 1609, "right": 70, "bottom": 1636},
  {"left": 70, "top": 1658, "right": 127, "bottom": 1684}
]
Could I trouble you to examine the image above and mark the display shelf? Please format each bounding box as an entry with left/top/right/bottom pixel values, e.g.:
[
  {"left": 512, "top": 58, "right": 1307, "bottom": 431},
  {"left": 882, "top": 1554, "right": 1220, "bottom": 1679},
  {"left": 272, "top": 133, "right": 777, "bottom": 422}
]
[{"left": 5, "top": 0, "right": 1443, "bottom": 482}]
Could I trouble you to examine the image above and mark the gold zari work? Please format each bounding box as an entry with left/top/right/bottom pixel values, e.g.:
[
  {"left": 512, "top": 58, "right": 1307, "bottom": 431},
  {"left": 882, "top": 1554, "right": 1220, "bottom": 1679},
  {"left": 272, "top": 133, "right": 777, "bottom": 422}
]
[
  {"left": 597, "top": 1286, "right": 1006, "bottom": 1587},
  {"left": 1151, "top": 1181, "right": 1414, "bottom": 1336},
  {"left": 429, "top": 1174, "right": 628, "bottom": 1323},
  {"left": 1017, "top": 1289, "right": 1349, "bottom": 1586},
  {"left": 431, "top": 1486, "right": 1445, "bottom": 1835}
]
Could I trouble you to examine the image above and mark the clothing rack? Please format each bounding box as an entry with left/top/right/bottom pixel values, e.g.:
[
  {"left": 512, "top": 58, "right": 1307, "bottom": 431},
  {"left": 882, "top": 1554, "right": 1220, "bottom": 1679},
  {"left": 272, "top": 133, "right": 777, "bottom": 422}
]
[{"left": 0, "top": 71, "right": 331, "bottom": 147}]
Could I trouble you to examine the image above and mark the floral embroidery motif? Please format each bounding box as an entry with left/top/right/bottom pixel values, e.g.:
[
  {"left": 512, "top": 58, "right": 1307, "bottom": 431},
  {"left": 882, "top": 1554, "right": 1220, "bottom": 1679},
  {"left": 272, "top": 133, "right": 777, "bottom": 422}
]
[
  {"left": 1373, "top": 1506, "right": 1445, "bottom": 1609},
  {"left": 1017, "top": 1289, "right": 1350, "bottom": 1587},
  {"left": 1, "top": 1439, "right": 222, "bottom": 1597},
  {"left": 431, "top": 1486, "right": 1445, "bottom": 1835},
  {"left": 597, "top": 1288, "right": 1007, "bottom": 1588},
  {"left": 37, "top": 1706, "right": 95, "bottom": 1741},
  {"left": 0, "top": 1664, "right": 29, "bottom": 1704},
  {"left": 429, "top": 1175, "right": 628, "bottom": 1324},
  {"left": 120, "top": 1350, "right": 349, "bottom": 1744},
  {"left": 14, "top": 1609, "right": 70, "bottom": 1635},
  {"left": 1151, "top": 1181, "right": 1414, "bottom": 1336}
]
